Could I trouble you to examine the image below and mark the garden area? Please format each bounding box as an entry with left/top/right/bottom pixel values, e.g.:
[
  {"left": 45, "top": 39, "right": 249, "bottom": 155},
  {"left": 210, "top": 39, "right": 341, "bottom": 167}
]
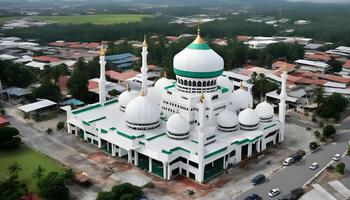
[{"left": 0, "top": 146, "right": 64, "bottom": 192}]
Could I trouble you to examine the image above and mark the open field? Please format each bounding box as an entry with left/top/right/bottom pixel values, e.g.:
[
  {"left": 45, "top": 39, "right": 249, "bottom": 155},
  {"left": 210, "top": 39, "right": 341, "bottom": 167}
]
[
  {"left": 0, "top": 14, "right": 153, "bottom": 25},
  {"left": 0, "top": 146, "right": 64, "bottom": 192}
]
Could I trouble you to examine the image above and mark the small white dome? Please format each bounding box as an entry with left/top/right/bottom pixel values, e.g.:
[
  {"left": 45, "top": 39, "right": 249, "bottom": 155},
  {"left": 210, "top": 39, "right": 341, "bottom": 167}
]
[
  {"left": 255, "top": 101, "right": 274, "bottom": 120},
  {"left": 238, "top": 108, "right": 259, "bottom": 126},
  {"left": 125, "top": 95, "right": 160, "bottom": 130},
  {"left": 217, "top": 76, "right": 234, "bottom": 92},
  {"left": 217, "top": 109, "right": 238, "bottom": 132},
  {"left": 231, "top": 88, "right": 253, "bottom": 110},
  {"left": 155, "top": 77, "right": 173, "bottom": 89},
  {"left": 119, "top": 90, "right": 138, "bottom": 111},
  {"left": 167, "top": 113, "right": 190, "bottom": 134}
]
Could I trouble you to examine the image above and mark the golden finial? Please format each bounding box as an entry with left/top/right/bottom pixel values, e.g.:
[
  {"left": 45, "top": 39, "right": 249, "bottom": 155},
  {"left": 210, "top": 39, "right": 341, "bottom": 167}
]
[
  {"left": 200, "top": 93, "right": 205, "bottom": 103},
  {"left": 140, "top": 89, "right": 145, "bottom": 96},
  {"left": 143, "top": 34, "right": 148, "bottom": 47},
  {"left": 193, "top": 18, "right": 205, "bottom": 44},
  {"left": 99, "top": 44, "right": 106, "bottom": 56},
  {"left": 282, "top": 62, "right": 288, "bottom": 72},
  {"left": 164, "top": 71, "right": 167, "bottom": 78},
  {"left": 126, "top": 83, "right": 130, "bottom": 91},
  {"left": 240, "top": 81, "right": 243, "bottom": 89}
]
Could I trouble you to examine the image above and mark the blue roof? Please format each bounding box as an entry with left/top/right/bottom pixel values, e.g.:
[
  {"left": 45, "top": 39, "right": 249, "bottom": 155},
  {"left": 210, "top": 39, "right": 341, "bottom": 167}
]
[
  {"left": 114, "top": 63, "right": 133, "bottom": 69},
  {"left": 59, "top": 98, "right": 85, "bottom": 106},
  {"left": 111, "top": 58, "right": 134, "bottom": 65},
  {"left": 106, "top": 53, "right": 134, "bottom": 61},
  {"left": 3, "top": 87, "right": 29, "bottom": 96}
]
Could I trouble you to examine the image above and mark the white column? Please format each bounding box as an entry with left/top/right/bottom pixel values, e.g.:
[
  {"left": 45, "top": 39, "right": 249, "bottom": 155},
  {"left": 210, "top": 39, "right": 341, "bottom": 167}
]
[
  {"left": 197, "top": 97, "right": 206, "bottom": 183},
  {"left": 256, "top": 141, "right": 261, "bottom": 153},
  {"left": 99, "top": 46, "right": 107, "bottom": 104},
  {"left": 279, "top": 69, "right": 287, "bottom": 142},
  {"left": 134, "top": 151, "right": 138, "bottom": 166},
  {"left": 98, "top": 138, "right": 102, "bottom": 148},
  {"left": 149, "top": 157, "right": 152, "bottom": 172},
  {"left": 163, "top": 162, "right": 167, "bottom": 179},
  {"left": 127, "top": 150, "right": 132, "bottom": 163},
  {"left": 236, "top": 145, "right": 242, "bottom": 163},
  {"left": 111, "top": 144, "right": 116, "bottom": 157},
  {"left": 167, "top": 164, "right": 171, "bottom": 180},
  {"left": 248, "top": 143, "right": 252, "bottom": 157}
]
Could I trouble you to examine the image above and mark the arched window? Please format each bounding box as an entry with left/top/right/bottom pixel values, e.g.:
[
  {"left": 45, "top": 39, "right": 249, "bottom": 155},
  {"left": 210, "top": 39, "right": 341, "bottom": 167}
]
[
  {"left": 193, "top": 81, "right": 196, "bottom": 87},
  {"left": 198, "top": 81, "right": 201, "bottom": 87},
  {"left": 189, "top": 81, "right": 192, "bottom": 86},
  {"left": 211, "top": 80, "right": 214, "bottom": 86},
  {"left": 184, "top": 80, "right": 188, "bottom": 86},
  {"left": 203, "top": 81, "right": 206, "bottom": 87},
  {"left": 207, "top": 81, "right": 210, "bottom": 86},
  {"left": 180, "top": 79, "right": 184, "bottom": 85}
]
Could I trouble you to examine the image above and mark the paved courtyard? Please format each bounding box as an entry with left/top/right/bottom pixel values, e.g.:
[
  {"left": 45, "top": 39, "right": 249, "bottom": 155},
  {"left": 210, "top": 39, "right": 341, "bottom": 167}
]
[{"left": 5, "top": 106, "right": 317, "bottom": 200}]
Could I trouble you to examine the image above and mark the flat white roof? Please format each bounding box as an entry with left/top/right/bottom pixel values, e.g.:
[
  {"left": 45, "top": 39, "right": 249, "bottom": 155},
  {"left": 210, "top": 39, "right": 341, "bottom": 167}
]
[
  {"left": 266, "top": 90, "right": 299, "bottom": 103},
  {"left": 323, "top": 81, "right": 347, "bottom": 89},
  {"left": 0, "top": 54, "right": 18, "bottom": 61},
  {"left": 18, "top": 99, "right": 57, "bottom": 113},
  {"left": 295, "top": 59, "right": 329, "bottom": 68},
  {"left": 324, "top": 88, "right": 350, "bottom": 96},
  {"left": 25, "top": 61, "right": 47, "bottom": 70}
]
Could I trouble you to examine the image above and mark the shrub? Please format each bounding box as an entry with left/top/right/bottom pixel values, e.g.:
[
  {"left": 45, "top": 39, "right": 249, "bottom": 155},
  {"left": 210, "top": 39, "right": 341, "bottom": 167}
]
[
  {"left": 320, "top": 137, "right": 326, "bottom": 142},
  {"left": 111, "top": 183, "right": 143, "bottom": 200},
  {"left": 0, "top": 127, "right": 21, "bottom": 150},
  {"left": 37, "top": 172, "right": 69, "bottom": 200},
  {"left": 309, "top": 142, "right": 319, "bottom": 151},
  {"left": 336, "top": 163, "right": 345, "bottom": 175},
  {"left": 323, "top": 125, "right": 336, "bottom": 138},
  {"left": 319, "top": 121, "right": 324, "bottom": 128},
  {"left": 96, "top": 191, "right": 116, "bottom": 200},
  {"left": 57, "top": 122, "right": 65, "bottom": 130}
]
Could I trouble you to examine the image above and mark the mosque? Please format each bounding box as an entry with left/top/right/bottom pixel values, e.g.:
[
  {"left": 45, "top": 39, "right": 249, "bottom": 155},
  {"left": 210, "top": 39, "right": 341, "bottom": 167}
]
[{"left": 65, "top": 29, "right": 287, "bottom": 183}]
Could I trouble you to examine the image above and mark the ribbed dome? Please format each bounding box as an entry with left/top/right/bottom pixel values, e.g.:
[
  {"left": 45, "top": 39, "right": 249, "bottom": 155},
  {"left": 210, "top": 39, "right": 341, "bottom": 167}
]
[
  {"left": 238, "top": 108, "right": 259, "bottom": 127},
  {"left": 155, "top": 77, "right": 173, "bottom": 89},
  {"left": 255, "top": 101, "right": 274, "bottom": 120},
  {"left": 173, "top": 36, "right": 224, "bottom": 78},
  {"left": 119, "top": 90, "right": 138, "bottom": 111},
  {"left": 217, "top": 109, "right": 238, "bottom": 132},
  {"left": 166, "top": 113, "right": 190, "bottom": 140},
  {"left": 125, "top": 95, "right": 160, "bottom": 130},
  {"left": 231, "top": 88, "right": 253, "bottom": 110},
  {"left": 217, "top": 76, "right": 234, "bottom": 92}
]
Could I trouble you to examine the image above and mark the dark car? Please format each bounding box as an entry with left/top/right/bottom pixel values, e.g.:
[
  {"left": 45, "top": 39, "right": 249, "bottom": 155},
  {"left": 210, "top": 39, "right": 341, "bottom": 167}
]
[
  {"left": 251, "top": 174, "right": 266, "bottom": 185},
  {"left": 244, "top": 193, "right": 263, "bottom": 200},
  {"left": 296, "top": 149, "right": 306, "bottom": 157},
  {"left": 278, "top": 188, "right": 304, "bottom": 200},
  {"left": 290, "top": 153, "right": 302, "bottom": 162}
]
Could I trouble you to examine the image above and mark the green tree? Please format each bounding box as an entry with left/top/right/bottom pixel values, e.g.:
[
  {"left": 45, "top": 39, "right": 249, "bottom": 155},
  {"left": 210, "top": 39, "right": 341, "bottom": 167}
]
[
  {"left": 0, "top": 127, "right": 21, "bottom": 150},
  {"left": 327, "top": 57, "right": 343, "bottom": 72},
  {"left": 62, "top": 168, "right": 75, "bottom": 183},
  {"left": 309, "top": 141, "right": 319, "bottom": 151},
  {"left": 96, "top": 191, "right": 116, "bottom": 200},
  {"left": 8, "top": 162, "right": 21, "bottom": 177},
  {"left": 111, "top": 183, "right": 143, "bottom": 200},
  {"left": 0, "top": 176, "right": 28, "bottom": 200},
  {"left": 32, "top": 78, "right": 61, "bottom": 102},
  {"left": 336, "top": 163, "right": 345, "bottom": 175},
  {"left": 57, "top": 122, "right": 65, "bottom": 130},
  {"left": 322, "top": 124, "right": 336, "bottom": 138},
  {"left": 32, "top": 165, "right": 45, "bottom": 181},
  {"left": 314, "top": 87, "right": 324, "bottom": 108},
  {"left": 67, "top": 58, "right": 90, "bottom": 102},
  {"left": 317, "top": 93, "right": 348, "bottom": 119},
  {"left": 37, "top": 172, "right": 69, "bottom": 200}
]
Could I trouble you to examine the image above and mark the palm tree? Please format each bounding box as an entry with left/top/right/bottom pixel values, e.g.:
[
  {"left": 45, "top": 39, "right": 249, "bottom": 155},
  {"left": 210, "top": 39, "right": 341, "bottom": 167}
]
[
  {"left": 8, "top": 161, "right": 21, "bottom": 177},
  {"left": 32, "top": 165, "right": 45, "bottom": 181}
]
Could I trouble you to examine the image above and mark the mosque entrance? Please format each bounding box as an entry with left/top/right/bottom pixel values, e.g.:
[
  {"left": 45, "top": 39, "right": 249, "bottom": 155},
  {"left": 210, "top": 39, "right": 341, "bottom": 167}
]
[
  {"left": 241, "top": 144, "right": 249, "bottom": 160},
  {"left": 137, "top": 153, "right": 149, "bottom": 171},
  {"left": 204, "top": 157, "right": 224, "bottom": 181},
  {"left": 252, "top": 142, "right": 258, "bottom": 155}
]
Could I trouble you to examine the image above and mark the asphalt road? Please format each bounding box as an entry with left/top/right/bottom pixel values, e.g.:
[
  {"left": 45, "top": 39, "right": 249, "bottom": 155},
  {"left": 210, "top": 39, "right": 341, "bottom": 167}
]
[{"left": 235, "top": 133, "right": 350, "bottom": 200}]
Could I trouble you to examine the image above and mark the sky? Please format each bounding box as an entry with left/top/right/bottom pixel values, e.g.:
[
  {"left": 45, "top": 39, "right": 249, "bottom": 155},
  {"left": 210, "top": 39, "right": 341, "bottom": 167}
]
[{"left": 288, "top": 0, "right": 350, "bottom": 3}]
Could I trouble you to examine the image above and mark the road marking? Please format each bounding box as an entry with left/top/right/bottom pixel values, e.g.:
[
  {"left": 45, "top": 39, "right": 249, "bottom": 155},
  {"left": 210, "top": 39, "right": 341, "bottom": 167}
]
[{"left": 328, "top": 180, "right": 350, "bottom": 198}]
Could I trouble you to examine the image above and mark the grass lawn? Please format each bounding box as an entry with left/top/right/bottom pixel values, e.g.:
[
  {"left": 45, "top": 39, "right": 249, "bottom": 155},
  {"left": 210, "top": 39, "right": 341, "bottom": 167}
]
[
  {"left": 0, "top": 146, "right": 64, "bottom": 193},
  {"left": 32, "top": 14, "right": 153, "bottom": 25}
]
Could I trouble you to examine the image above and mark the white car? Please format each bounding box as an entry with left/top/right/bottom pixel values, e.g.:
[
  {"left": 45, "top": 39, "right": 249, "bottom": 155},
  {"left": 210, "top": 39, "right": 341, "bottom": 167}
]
[
  {"left": 268, "top": 188, "right": 280, "bottom": 197},
  {"left": 283, "top": 158, "right": 294, "bottom": 166},
  {"left": 332, "top": 154, "right": 341, "bottom": 161},
  {"left": 309, "top": 162, "right": 319, "bottom": 170}
]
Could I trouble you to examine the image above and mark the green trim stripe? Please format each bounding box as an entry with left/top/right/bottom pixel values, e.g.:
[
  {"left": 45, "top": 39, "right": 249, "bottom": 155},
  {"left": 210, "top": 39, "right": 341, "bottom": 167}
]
[
  {"left": 146, "top": 133, "right": 166, "bottom": 141},
  {"left": 187, "top": 43, "right": 210, "bottom": 50},
  {"left": 139, "top": 141, "right": 145, "bottom": 145},
  {"left": 231, "top": 135, "right": 262, "bottom": 145},
  {"left": 162, "top": 147, "right": 191, "bottom": 155},
  {"left": 88, "top": 116, "right": 106, "bottom": 123},
  {"left": 164, "top": 84, "right": 175, "bottom": 90},
  {"left": 116, "top": 130, "right": 144, "bottom": 140},
  {"left": 101, "top": 129, "right": 108, "bottom": 134},
  {"left": 110, "top": 127, "right": 116, "bottom": 130},
  {"left": 174, "top": 68, "right": 223, "bottom": 78},
  {"left": 191, "top": 140, "right": 198, "bottom": 144},
  {"left": 204, "top": 147, "right": 227, "bottom": 159},
  {"left": 264, "top": 124, "right": 276, "bottom": 130},
  {"left": 83, "top": 121, "right": 90, "bottom": 126},
  {"left": 72, "top": 104, "right": 102, "bottom": 114},
  {"left": 221, "top": 87, "right": 229, "bottom": 94},
  {"left": 104, "top": 99, "right": 118, "bottom": 106}
]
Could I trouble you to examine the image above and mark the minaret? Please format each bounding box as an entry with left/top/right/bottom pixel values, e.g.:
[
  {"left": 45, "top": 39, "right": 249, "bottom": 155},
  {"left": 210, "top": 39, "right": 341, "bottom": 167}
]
[
  {"left": 279, "top": 64, "right": 288, "bottom": 142},
  {"left": 99, "top": 44, "right": 107, "bottom": 104},
  {"left": 141, "top": 35, "right": 149, "bottom": 95},
  {"left": 197, "top": 93, "right": 205, "bottom": 183}
]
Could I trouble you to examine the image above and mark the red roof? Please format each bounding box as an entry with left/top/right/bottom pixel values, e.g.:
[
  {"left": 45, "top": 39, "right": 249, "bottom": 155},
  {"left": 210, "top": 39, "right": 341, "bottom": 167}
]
[
  {"left": 301, "top": 71, "right": 350, "bottom": 84},
  {"left": 106, "top": 70, "right": 139, "bottom": 81},
  {"left": 0, "top": 116, "right": 9, "bottom": 127},
  {"left": 343, "top": 60, "right": 350, "bottom": 69},
  {"left": 48, "top": 41, "right": 66, "bottom": 47},
  {"left": 296, "top": 78, "right": 327, "bottom": 85},
  {"left": 272, "top": 61, "right": 296, "bottom": 71},
  {"left": 88, "top": 79, "right": 99, "bottom": 90},
  {"left": 304, "top": 53, "right": 331, "bottom": 62},
  {"left": 166, "top": 36, "right": 178, "bottom": 41},
  {"left": 33, "top": 56, "right": 62, "bottom": 63},
  {"left": 236, "top": 35, "right": 251, "bottom": 42}
]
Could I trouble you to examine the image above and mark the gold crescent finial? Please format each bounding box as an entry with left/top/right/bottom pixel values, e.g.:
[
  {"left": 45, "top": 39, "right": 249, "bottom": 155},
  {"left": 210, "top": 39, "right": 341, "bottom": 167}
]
[
  {"left": 140, "top": 89, "right": 145, "bottom": 96},
  {"left": 196, "top": 17, "right": 201, "bottom": 35},
  {"left": 164, "top": 71, "right": 167, "bottom": 78},
  {"left": 240, "top": 81, "right": 243, "bottom": 89},
  {"left": 99, "top": 44, "right": 106, "bottom": 56},
  {"left": 193, "top": 17, "right": 205, "bottom": 44},
  {"left": 143, "top": 34, "right": 147, "bottom": 47},
  {"left": 126, "top": 83, "right": 129, "bottom": 91}
]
